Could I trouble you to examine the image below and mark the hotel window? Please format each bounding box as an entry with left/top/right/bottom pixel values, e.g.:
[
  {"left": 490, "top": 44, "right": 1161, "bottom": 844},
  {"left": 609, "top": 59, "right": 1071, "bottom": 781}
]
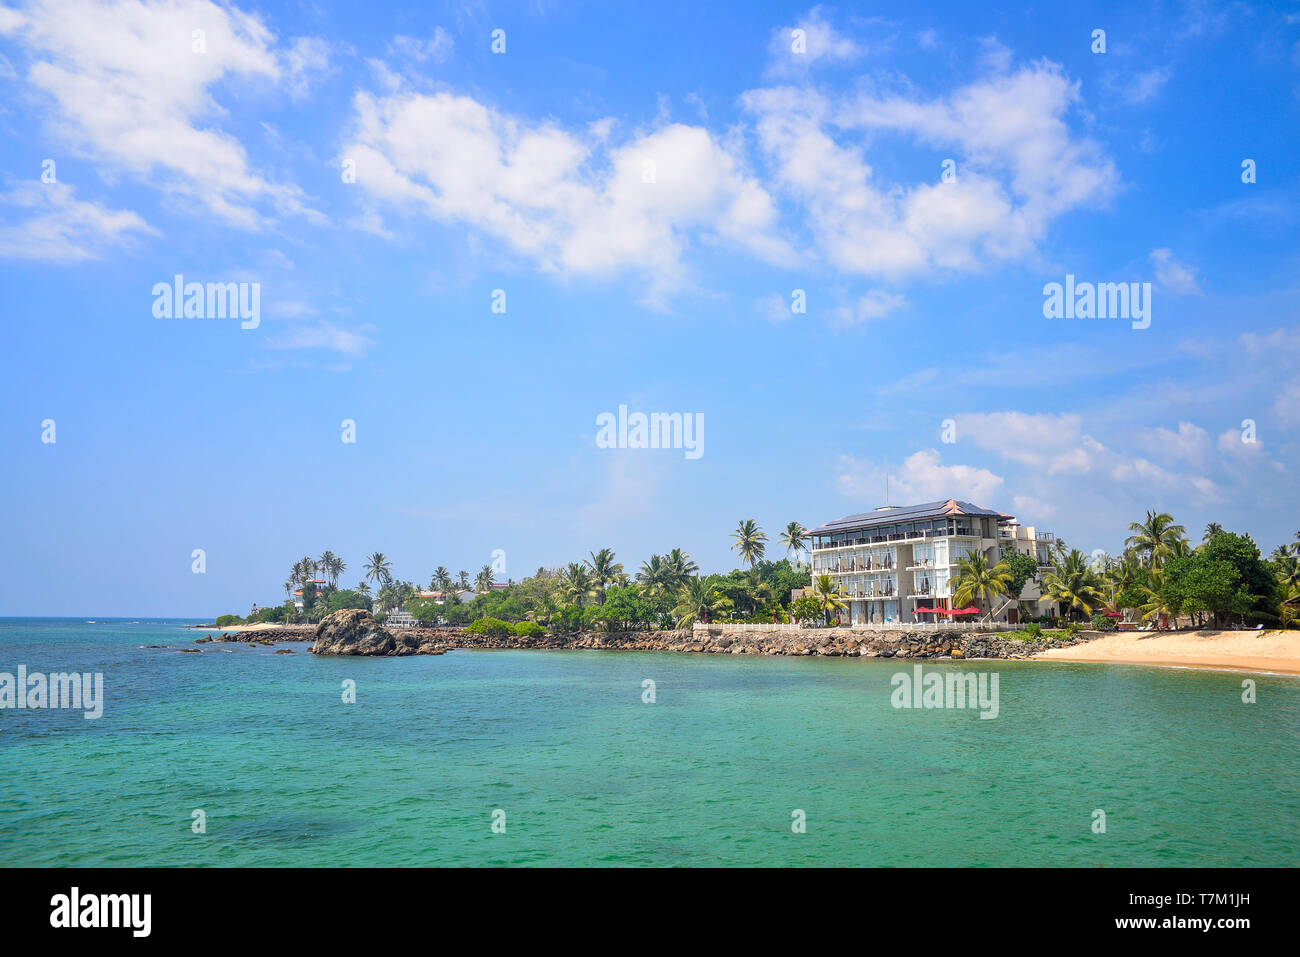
[{"left": 950, "top": 541, "right": 977, "bottom": 564}]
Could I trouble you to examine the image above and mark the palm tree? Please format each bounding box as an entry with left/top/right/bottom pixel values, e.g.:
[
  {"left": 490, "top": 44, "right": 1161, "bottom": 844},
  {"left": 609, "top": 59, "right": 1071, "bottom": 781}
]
[
  {"left": 1202, "top": 522, "right": 1224, "bottom": 544},
  {"left": 291, "top": 556, "right": 316, "bottom": 588},
  {"left": 730, "top": 519, "right": 767, "bottom": 567},
  {"left": 637, "top": 555, "right": 667, "bottom": 595},
  {"left": 779, "top": 521, "right": 808, "bottom": 564},
  {"left": 318, "top": 550, "right": 339, "bottom": 588},
  {"left": 457, "top": 570, "right": 471, "bottom": 591},
  {"left": 527, "top": 594, "right": 559, "bottom": 627},
  {"left": 1134, "top": 567, "right": 1177, "bottom": 629},
  {"left": 811, "top": 573, "right": 849, "bottom": 626},
  {"left": 475, "top": 564, "right": 496, "bottom": 593},
  {"left": 1125, "top": 510, "right": 1187, "bottom": 569},
  {"left": 354, "top": 580, "right": 371, "bottom": 596},
  {"left": 1040, "top": 549, "right": 1107, "bottom": 620},
  {"left": 431, "top": 566, "right": 452, "bottom": 594},
  {"left": 364, "top": 552, "right": 392, "bottom": 589},
  {"left": 1275, "top": 554, "right": 1300, "bottom": 591},
  {"left": 665, "top": 548, "right": 698, "bottom": 591},
  {"left": 1105, "top": 551, "right": 1143, "bottom": 609},
  {"left": 743, "top": 568, "right": 776, "bottom": 615},
  {"left": 671, "top": 577, "right": 732, "bottom": 627},
  {"left": 584, "top": 548, "right": 623, "bottom": 604},
  {"left": 558, "top": 563, "right": 595, "bottom": 608},
  {"left": 951, "top": 552, "right": 1013, "bottom": 610}
]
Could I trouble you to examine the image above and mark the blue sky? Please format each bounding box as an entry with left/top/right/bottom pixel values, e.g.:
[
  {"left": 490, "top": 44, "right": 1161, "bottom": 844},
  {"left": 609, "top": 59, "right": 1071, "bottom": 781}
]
[{"left": 1, "top": 0, "right": 1298, "bottom": 616}]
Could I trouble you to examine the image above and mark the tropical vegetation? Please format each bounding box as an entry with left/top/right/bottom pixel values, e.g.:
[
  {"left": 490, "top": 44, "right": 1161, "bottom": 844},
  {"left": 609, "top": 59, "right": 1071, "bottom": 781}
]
[{"left": 211, "top": 512, "right": 1296, "bottom": 632}]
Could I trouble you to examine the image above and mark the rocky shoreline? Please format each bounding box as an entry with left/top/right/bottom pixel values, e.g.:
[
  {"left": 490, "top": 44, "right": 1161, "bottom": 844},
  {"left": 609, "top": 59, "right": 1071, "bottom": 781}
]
[
  {"left": 194, "top": 625, "right": 315, "bottom": 645},
  {"left": 305, "top": 609, "right": 1100, "bottom": 660}
]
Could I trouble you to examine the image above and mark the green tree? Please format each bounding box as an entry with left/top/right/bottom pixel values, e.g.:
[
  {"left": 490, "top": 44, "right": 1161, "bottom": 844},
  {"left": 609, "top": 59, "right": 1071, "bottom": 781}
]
[
  {"left": 730, "top": 519, "right": 767, "bottom": 567},
  {"left": 593, "top": 585, "right": 656, "bottom": 631},
  {"left": 558, "top": 563, "right": 595, "bottom": 608},
  {"left": 811, "top": 573, "right": 849, "bottom": 625},
  {"left": 671, "top": 577, "right": 732, "bottom": 627},
  {"left": 791, "top": 593, "right": 822, "bottom": 625},
  {"left": 327, "top": 589, "right": 373, "bottom": 614},
  {"left": 664, "top": 548, "right": 698, "bottom": 592},
  {"left": 318, "top": 550, "right": 342, "bottom": 588},
  {"left": 1125, "top": 510, "right": 1188, "bottom": 569},
  {"left": 779, "top": 521, "right": 808, "bottom": 563},
  {"left": 636, "top": 554, "right": 668, "bottom": 595},
  {"left": 584, "top": 547, "right": 623, "bottom": 604},
  {"left": 364, "top": 552, "right": 392, "bottom": 589},
  {"left": 998, "top": 550, "right": 1039, "bottom": 602},
  {"left": 1162, "top": 531, "right": 1278, "bottom": 627},
  {"left": 951, "top": 552, "right": 1013, "bottom": 610},
  {"left": 1040, "top": 549, "right": 1106, "bottom": 620},
  {"left": 431, "top": 566, "right": 452, "bottom": 593}
]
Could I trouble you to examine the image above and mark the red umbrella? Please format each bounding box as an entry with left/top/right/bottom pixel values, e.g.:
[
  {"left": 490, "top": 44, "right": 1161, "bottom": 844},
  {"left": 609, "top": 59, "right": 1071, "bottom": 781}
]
[
  {"left": 948, "top": 606, "right": 982, "bottom": 616},
  {"left": 914, "top": 606, "right": 940, "bottom": 613}
]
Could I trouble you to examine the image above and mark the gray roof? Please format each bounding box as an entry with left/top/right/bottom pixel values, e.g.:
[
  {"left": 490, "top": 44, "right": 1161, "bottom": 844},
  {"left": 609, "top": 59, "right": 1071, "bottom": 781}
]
[{"left": 808, "top": 499, "right": 1012, "bottom": 536}]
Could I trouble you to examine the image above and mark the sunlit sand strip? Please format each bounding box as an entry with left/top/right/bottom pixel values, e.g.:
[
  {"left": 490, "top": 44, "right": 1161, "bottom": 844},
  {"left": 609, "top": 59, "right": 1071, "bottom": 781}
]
[{"left": 1035, "top": 630, "right": 1300, "bottom": 676}]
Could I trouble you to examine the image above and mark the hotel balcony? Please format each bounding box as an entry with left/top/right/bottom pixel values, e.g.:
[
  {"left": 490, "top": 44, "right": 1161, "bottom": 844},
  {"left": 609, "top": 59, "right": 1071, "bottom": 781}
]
[
  {"left": 812, "top": 530, "right": 936, "bottom": 550},
  {"left": 819, "top": 561, "right": 895, "bottom": 575}
]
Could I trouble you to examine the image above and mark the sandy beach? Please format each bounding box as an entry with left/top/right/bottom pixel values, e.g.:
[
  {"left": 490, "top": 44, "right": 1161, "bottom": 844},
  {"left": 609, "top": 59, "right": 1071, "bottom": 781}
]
[{"left": 1036, "top": 629, "right": 1300, "bottom": 676}]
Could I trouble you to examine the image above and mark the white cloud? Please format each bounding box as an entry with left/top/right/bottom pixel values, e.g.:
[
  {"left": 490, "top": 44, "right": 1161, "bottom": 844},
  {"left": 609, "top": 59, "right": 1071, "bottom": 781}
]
[
  {"left": 12, "top": 0, "right": 319, "bottom": 228},
  {"left": 1240, "top": 325, "right": 1300, "bottom": 357},
  {"left": 835, "top": 448, "right": 1005, "bottom": 504},
  {"left": 1271, "top": 381, "right": 1300, "bottom": 427},
  {"left": 757, "top": 292, "right": 794, "bottom": 322},
  {"left": 390, "top": 27, "right": 453, "bottom": 63},
  {"left": 343, "top": 91, "right": 793, "bottom": 300},
  {"left": 1011, "top": 494, "right": 1055, "bottom": 520},
  {"left": 0, "top": 181, "right": 153, "bottom": 261},
  {"left": 950, "top": 412, "right": 1102, "bottom": 474},
  {"left": 766, "top": 6, "right": 861, "bottom": 76},
  {"left": 264, "top": 320, "right": 373, "bottom": 357},
  {"left": 950, "top": 410, "right": 1227, "bottom": 505},
  {"left": 1217, "top": 427, "right": 1264, "bottom": 457},
  {"left": 1149, "top": 248, "right": 1201, "bottom": 294},
  {"left": 1111, "top": 457, "right": 1220, "bottom": 503},
  {"left": 0, "top": 5, "right": 27, "bottom": 32},
  {"left": 1123, "top": 67, "right": 1171, "bottom": 104},
  {"left": 284, "top": 35, "right": 331, "bottom": 98},
  {"left": 1142, "top": 421, "right": 1211, "bottom": 465},
  {"left": 742, "top": 59, "right": 1116, "bottom": 279},
  {"left": 830, "top": 289, "right": 906, "bottom": 326}
]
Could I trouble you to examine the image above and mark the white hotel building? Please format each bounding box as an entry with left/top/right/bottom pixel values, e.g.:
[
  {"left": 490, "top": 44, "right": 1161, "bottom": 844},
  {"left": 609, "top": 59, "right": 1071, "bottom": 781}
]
[{"left": 806, "top": 499, "right": 1058, "bottom": 625}]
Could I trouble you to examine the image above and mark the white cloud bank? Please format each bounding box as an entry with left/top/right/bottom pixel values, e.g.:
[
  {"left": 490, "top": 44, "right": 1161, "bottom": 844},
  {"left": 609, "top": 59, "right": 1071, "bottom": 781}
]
[
  {"left": 8, "top": 0, "right": 323, "bottom": 229},
  {"left": 341, "top": 91, "right": 794, "bottom": 302}
]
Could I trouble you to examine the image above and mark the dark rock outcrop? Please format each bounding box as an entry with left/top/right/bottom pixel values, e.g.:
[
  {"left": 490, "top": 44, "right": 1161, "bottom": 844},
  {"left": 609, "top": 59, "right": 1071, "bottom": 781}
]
[{"left": 311, "top": 609, "right": 445, "bottom": 656}]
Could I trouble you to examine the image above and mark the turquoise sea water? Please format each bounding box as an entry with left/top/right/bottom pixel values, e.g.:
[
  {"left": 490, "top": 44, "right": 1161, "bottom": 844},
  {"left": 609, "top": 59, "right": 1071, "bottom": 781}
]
[{"left": 1, "top": 618, "right": 1297, "bottom": 867}]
